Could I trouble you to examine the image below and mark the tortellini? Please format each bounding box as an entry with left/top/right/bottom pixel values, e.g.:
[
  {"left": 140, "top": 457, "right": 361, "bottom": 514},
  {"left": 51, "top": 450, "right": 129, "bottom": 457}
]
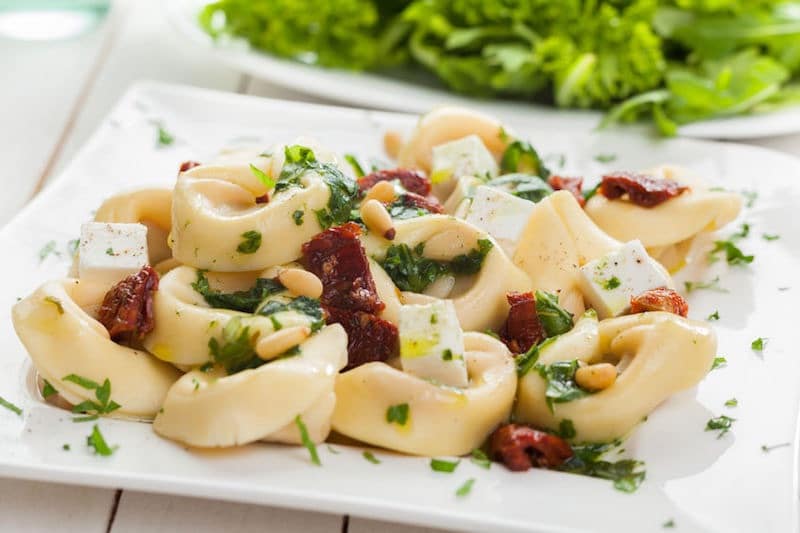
[
  {"left": 585, "top": 165, "right": 742, "bottom": 271},
  {"left": 144, "top": 266, "right": 322, "bottom": 367},
  {"left": 12, "top": 279, "right": 181, "bottom": 419},
  {"left": 362, "top": 215, "right": 532, "bottom": 331},
  {"left": 513, "top": 191, "right": 622, "bottom": 316},
  {"left": 515, "top": 311, "right": 716, "bottom": 443},
  {"left": 332, "top": 332, "right": 516, "bottom": 456},
  {"left": 153, "top": 323, "right": 347, "bottom": 447}
]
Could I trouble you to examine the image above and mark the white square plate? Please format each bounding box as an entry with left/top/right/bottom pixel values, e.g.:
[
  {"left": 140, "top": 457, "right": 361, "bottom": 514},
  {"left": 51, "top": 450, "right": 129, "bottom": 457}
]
[{"left": 1, "top": 83, "right": 799, "bottom": 533}]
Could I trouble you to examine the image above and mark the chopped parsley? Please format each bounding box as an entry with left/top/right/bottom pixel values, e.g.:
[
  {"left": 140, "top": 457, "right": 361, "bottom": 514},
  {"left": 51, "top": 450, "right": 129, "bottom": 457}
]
[
  {"left": 292, "top": 209, "right": 304, "bottom": 225},
  {"left": 430, "top": 458, "right": 460, "bottom": 473},
  {"left": 442, "top": 349, "right": 453, "bottom": 361},
  {"left": 762, "top": 233, "right": 780, "bottom": 241},
  {"left": 156, "top": 125, "right": 174, "bottom": 147},
  {"left": 363, "top": 451, "right": 381, "bottom": 464},
  {"left": 732, "top": 223, "right": 750, "bottom": 239},
  {"left": 710, "top": 356, "right": 727, "bottom": 371},
  {"left": 761, "top": 442, "right": 791, "bottom": 453},
  {"left": 62, "top": 375, "right": 121, "bottom": 421},
  {"left": 62, "top": 444, "right": 70, "bottom": 451},
  {"left": 294, "top": 415, "right": 320, "bottom": 465},
  {"left": 516, "top": 337, "right": 556, "bottom": 377},
  {"left": 344, "top": 154, "right": 365, "bottom": 177},
  {"left": 594, "top": 153, "right": 617, "bottom": 163},
  {"left": 558, "top": 419, "right": 577, "bottom": 439},
  {"left": 455, "top": 478, "right": 475, "bottom": 497},
  {"left": 470, "top": 449, "right": 491, "bottom": 469},
  {"left": 38, "top": 240, "right": 60, "bottom": 262},
  {"left": 42, "top": 380, "right": 58, "bottom": 398},
  {"left": 43, "top": 296, "right": 64, "bottom": 314},
  {"left": 249, "top": 163, "right": 275, "bottom": 189},
  {"left": 208, "top": 317, "right": 261, "bottom": 374},
  {"left": 86, "top": 424, "right": 116, "bottom": 456},
  {"left": 724, "top": 398, "right": 738, "bottom": 408},
  {"left": 706, "top": 415, "right": 735, "bottom": 438},
  {"left": 192, "top": 270, "right": 283, "bottom": 312},
  {"left": 486, "top": 173, "right": 553, "bottom": 203},
  {"left": 708, "top": 240, "right": 753, "bottom": 266},
  {"left": 67, "top": 238, "right": 80, "bottom": 257},
  {"left": 560, "top": 442, "right": 646, "bottom": 493},
  {"left": 381, "top": 240, "right": 492, "bottom": 293},
  {"left": 663, "top": 519, "right": 675, "bottom": 528},
  {"left": 273, "top": 146, "right": 359, "bottom": 229},
  {"left": 535, "top": 291, "right": 574, "bottom": 337},
  {"left": 256, "top": 296, "right": 324, "bottom": 333},
  {"left": 500, "top": 140, "right": 550, "bottom": 178},
  {"left": 742, "top": 190, "right": 757, "bottom": 208},
  {"left": 386, "top": 403, "right": 409, "bottom": 426},
  {"left": 0, "top": 396, "right": 22, "bottom": 416},
  {"left": 751, "top": 337, "right": 767, "bottom": 352},
  {"left": 535, "top": 359, "right": 591, "bottom": 411},
  {"left": 706, "top": 310, "right": 720, "bottom": 321},
  {"left": 601, "top": 276, "right": 621, "bottom": 290},
  {"left": 385, "top": 197, "right": 431, "bottom": 220},
  {"left": 236, "top": 230, "right": 262, "bottom": 254},
  {"left": 684, "top": 276, "right": 728, "bottom": 293},
  {"left": 105, "top": 247, "right": 115, "bottom": 256}
]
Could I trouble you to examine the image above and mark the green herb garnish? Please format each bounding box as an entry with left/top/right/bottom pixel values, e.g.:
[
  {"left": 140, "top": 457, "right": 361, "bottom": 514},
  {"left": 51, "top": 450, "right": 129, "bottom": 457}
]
[
  {"left": 249, "top": 163, "right": 275, "bottom": 189},
  {"left": 192, "top": 270, "right": 284, "bottom": 313},
  {"left": 601, "top": 276, "right": 621, "bottom": 290},
  {"left": 295, "top": 415, "right": 320, "bottom": 466},
  {"left": 208, "top": 317, "right": 261, "bottom": 375},
  {"left": 516, "top": 337, "right": 556, "bottom": 377},
  {"left": 594, "top": 153, "right": 617, "bottom": 163},
  {"left": 559, "top": 419, "right": 577, "bottom": 439},
  {"left": 381, "top": 240, "right": 492, "bottom": 293},
  {"left": 500, "top": 141, "right": 550, "bottom": 178},
  {"left": 486, "top": 174, "right": 553, "bottom": 203},
  {"left": 710, "top": 356, "right": 727, "bottom": 371},
  {"left": 237, "top": 230, "right": 262, "bottom": 254},
  {"left": 708, "top": 240, "right": 753, "bottom": 266},
  {"left": 86, "top": 424, "right": 116, "bottom": 456},
  {"left": 42, "top": 380, "right": 58, "bottom": 398},
  {"left": 535, "top": 290, "right": 574, "bottom": 337},
  {"left": 386, "top": 403, "right": 409, "bottom": 426},
  {"left": 706, "top": 310, "right": 720, "bottom": 321},
  {"left": 535, "top": 359, "right": 591, "bottom": 411},
  {"left": 762, "top": 233, "right": 780, "bottom": 241},
  {"left": 363, "top": 451, "right": 381, "bottom": 464},
  {"left": 751, "top": 337, "right": 767, "bottom": 352},
  {"left": 62, "top": 375, "right": 121, "bottom": 420},
  {"left": 430, "top": 458, "right": 460, "bottom": 473},
  {"left": 560, "top": 442, "right": 646, "bottom": 493},
  {"left": 663, "top": 519, "right": 675, "bottom": 528},
  {"left": 455, "top": 478, "right": 475, "bottom": 498},
  {"left": 470, "top": 449, "right": 491, "bottom": 469},
  {"left": 0, "top": 396, "right": 22, "bottom": 416},
  {"left": 156, "top": 125, "right": 174, "bottom": 147},
  {"left": 292, "top": 210, "right": 304, "bottom": 225},
  {"left": 761, "top": 442, "right": 791, "bottom": 453},
  {"left": 38, "top": 240, "right": 60, "bottom": 262},
  {"left": 344, "top": 154, "right": 365, "bottom": 177},
  {"left": 724, "top": 398, "right": 738, "bottom": 407},
  {"left": 706, "top": 415, "right": 735, "bottom": 438},
  {"left": 684, "top": 277, "right": 728, "bottom": 293}
]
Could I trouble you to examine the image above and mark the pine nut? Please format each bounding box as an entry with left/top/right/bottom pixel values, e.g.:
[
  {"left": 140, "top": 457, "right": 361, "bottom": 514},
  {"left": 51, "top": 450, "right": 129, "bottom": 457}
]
[
  {"left": 361, "top": 199, "right": 395, "bottom": 240},
  {"left": 256, "top": 326, "right": 310, "bottom": 360},
  {"left": 278, "top": 268, "right": 323, "bottom": 299},
  {"left": 364, "top": 180, "right": 396, "bottom": 203},
  {"left": 575, "top": 363, "right": 617, "bottom": 391},
  {"left": 383, "top": 131, "right": 403, "bottom": 160}
]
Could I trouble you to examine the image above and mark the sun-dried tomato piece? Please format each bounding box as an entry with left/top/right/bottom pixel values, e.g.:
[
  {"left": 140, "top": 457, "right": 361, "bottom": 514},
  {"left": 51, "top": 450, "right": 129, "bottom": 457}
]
[
  {"left": 97, "top": 266, "right": 159, "bottom": 341},
  {"left": 301, "top": 222, "right": 385, "bottom": 315},
  {"left": 254, "top": 193, "right": 269, "bottom": 204},
  {"left": 630, "top": 287, "right": 688, "bottom": 317},
  {"left": 178, "top": 160, "right": 201, "bottom": 173},
  {"left": 358, "top": 168, "right": 431, "bottom": 197},
  {"left": 548, "top": 175, "right": 585, "bottom": 207},
  {"left": 325, "top": 306, "right": 399, "bottom": 371},
  {"left": 600, "top": 171, "right": 688, "bottom": 207},
  {"left": 393, "top": 192, "right": 444, "bottom": 214},
  {"left": 499, "top": 292, "right": 546, "bottom": 354},
  {"left": 489, "top": 423, "right": 574, "bottom": 472}
]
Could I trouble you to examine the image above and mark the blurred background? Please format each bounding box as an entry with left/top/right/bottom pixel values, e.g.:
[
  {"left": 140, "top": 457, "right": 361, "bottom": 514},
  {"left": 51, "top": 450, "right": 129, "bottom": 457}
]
[{"left": 1, "top": 0, "right": 799, "bottom": 532}]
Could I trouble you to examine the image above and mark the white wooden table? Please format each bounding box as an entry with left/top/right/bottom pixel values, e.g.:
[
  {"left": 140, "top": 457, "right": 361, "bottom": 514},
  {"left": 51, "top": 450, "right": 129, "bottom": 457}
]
[{"left": 1, "top": 1, "right": 798, "bottom": 531}]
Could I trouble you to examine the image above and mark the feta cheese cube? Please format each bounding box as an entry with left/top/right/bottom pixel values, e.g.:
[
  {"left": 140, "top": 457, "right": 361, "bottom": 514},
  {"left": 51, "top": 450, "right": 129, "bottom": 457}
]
[
  {"left": 78, "top": 222, "right": 149, "bottom": 286},
  {"left": 399, "top": 300, "right": 468, "bottom": 388},
  {"left": 577, "top": 240, "right": 673, "bottom": 319},
  {"left": 431, "top": 135, "right": 498, "bottom": 185},
  {"left": 463, "top": 185, "right": 535, "bottom": 257}
]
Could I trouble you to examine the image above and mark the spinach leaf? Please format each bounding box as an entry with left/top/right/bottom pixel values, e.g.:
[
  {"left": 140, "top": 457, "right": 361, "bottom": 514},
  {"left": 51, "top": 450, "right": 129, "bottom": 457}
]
[
  {"left": 535, "top": 290, "right": 574, "bottom": 337},
  {"left": 192, "top": 270, "right": 284, "bottom": 313},
  {"left": 535, "top": 359, "right": 590, "bottom": 411},
  {"left": 487, "top": 173, "right": 553, "bottom": 203}
]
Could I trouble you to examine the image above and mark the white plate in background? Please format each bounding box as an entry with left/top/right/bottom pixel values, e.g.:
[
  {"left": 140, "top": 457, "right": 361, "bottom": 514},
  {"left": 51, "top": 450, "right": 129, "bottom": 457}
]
[
  {"left": 0, "top": 82, "right": 799, "bottom": 532},
  {"left": 165, "top": 0, "right": 800, "bottom": 141}
]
